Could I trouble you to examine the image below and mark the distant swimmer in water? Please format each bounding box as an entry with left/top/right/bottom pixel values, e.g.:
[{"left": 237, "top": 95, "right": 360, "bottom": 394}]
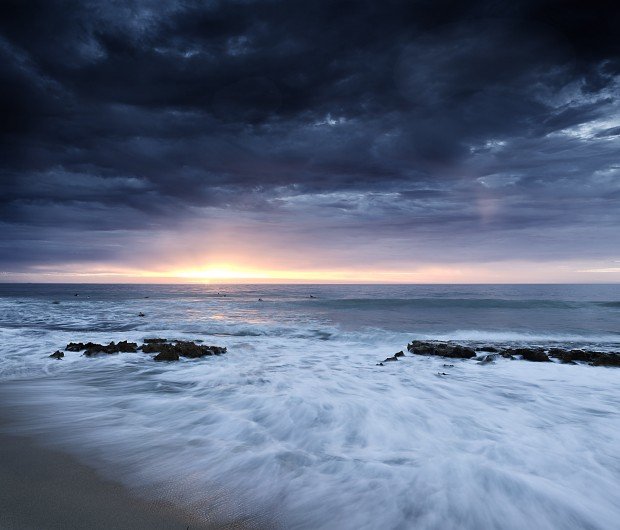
[
  {"left": 258, "top": 298, "right": 264, "bottom": 302},
  {"left": 138, "top": 312, "right": 145, "bottom": 317},
  {"left": 309, "top": 295, "right": 316, "bottom": 298}
]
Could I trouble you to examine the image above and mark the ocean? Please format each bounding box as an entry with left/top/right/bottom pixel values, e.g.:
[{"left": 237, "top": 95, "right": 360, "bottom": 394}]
[{"left": 1, "top": 283, "right": 619, "bottom": 529}]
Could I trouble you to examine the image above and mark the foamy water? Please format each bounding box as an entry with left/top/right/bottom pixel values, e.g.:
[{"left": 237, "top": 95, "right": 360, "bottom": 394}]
[{"left": 1, "top": 284, "right": 619, "bottom": 529}]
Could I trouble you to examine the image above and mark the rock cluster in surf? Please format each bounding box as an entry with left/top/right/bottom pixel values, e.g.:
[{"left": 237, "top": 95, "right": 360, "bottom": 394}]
[
  {"left": 394, "top": 340, "right": 620, "bottom": 367},
  {"left": 376, "top": 341, "right": 619, "bottom": 367},
  {"left": 65, "top": 340, "right": 138, "bottom": 355},
  {"left": 52, "top": 339, "right": 227, "bottom": 362}
]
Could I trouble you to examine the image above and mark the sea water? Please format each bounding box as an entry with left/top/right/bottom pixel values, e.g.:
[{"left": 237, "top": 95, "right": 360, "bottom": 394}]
[{"left": 0, "top": 284, "right": 619, "bottom": 529}]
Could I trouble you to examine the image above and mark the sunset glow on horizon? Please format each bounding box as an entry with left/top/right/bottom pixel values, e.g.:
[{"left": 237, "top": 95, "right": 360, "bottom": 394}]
[{"left": 3, "top": 259, "right": 619, "bottom": 284}]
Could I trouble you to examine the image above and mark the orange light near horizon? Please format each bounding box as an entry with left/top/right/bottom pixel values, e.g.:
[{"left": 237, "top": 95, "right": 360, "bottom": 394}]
[
  {"left": 165, "top": 264, "right": 451, "bottom": 283},
  {"left": 172, "top": 266, "right": 273, "bottom": 281}
]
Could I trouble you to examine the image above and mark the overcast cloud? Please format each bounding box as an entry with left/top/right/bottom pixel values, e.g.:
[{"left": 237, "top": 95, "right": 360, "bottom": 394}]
[{"left": 1, "top": 0, "right": 619, "bottom": 279}]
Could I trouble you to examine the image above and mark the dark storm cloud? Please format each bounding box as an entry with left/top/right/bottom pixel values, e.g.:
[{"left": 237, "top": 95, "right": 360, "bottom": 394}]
[{"left": 1, "top": 0, "right": 619, "bottom": 271}]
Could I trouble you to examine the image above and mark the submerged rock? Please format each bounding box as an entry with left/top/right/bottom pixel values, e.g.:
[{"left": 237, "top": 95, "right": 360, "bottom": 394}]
[
  {"left": 143, "top": 337, "right": 167, "bottom": 344},
  {"left": 477, "top": 354, "right": 497, "bottom": 364},
  {"left": 407, "top": 341, "right": 476, "bottom": 359},
  {"left": 382, "top": 355, "right": 399, "bottom": 362},
  {"left": 394, "top": 351, "right": 405, "bottom": 358},
  {"left": 49, "top": 350, "right": 64, "bottom": 359}
]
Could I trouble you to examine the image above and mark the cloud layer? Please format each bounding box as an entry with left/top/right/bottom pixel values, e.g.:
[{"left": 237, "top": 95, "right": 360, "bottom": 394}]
[{"left": 1, "top": 0, "right": 619, "bottom": 279}]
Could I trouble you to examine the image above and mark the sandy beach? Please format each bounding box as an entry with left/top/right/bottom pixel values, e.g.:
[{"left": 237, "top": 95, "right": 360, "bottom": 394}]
[{"left": 0, "top": 425, "right": 215, "bottom": 530}]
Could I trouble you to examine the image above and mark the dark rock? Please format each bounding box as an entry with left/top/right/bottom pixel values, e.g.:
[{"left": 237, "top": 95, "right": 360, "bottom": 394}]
[
  {"left": 115, "top": 340, "right": 138, "bottom": 353},
  {"left": 147, "top": 341, "right": 226, "bottom": 360},
  {"left": 394, "top": 351, "right": 405, "bottom": 358},
  {"left": 83, "top": 341, "right": 138, "bottom": 356},
  {"left": 591, "top": 353, "right": 620, "bottom": 367},
  {"left": 154, "top": 349, "right": 180, "bottom": 362},
  {"left": 141, "top": 343, "right": 164, "bottom": 353},
  {"left": 569, "top": 349, "right": 594, "bottom": 361},
  {"left": 174, "top": 341, "right": 212, "bottom": 358},
  {"left": 407, "top": 341, "right": 476, "bottom": 359},
  {"left": 508, "top": 348, "right": 550, "bottom": 362},
  {"left": 83, "top": 345, "right": 107, "bottom": 356},
  {"left": 52, "top": 301, "right": 60, "bottom": 305},
  {"left": 138, "top": 312, "right": 145, "bottom": 317},
  {"left": 479, "top": 345, "right": 499, "bottom": 353},
  {"left": 64, "top": 339, "right": 225, "bottom": 362},
  {"left": 437, "top": 372, "right": 448, "bottom": 376},
  {"left": 548, "top": 349, "right": 596, "bottom": 364},
  {"left": 443, "top": 364, "right": 454, "bottom": 368},
  {"left": 66, "top": 341, "right": 104, "bottom": 352},
  {"left": 49, "top": 350, "right": 64, "bottom": 359},
  {"left": 382, "top": 356, "right": 399, "bottom": 362},
  {"left": 376, "top": 362, "right": 385, "bottom": 366},
  {"left": 477, "top": 354, "right": 497, "bottom": 364},
  {"left": 546, "top": 348, "right": 620, "bottom": 366}
]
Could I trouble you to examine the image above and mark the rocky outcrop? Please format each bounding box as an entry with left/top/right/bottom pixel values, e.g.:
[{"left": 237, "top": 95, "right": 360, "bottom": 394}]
[
  {"left": 381, "top": 355, "right": 399, "bottom": 362},
  {"left": 392, "top": 340, "right": 619, "bottom": 367},
  {"left": 65, "top": 342, "right": 99, "bottom": 352},
  {"left": 591, "top": 354, "right": 620, "bottom": 367},
  {"left": 85, "top": 341, "right": 138, "bottom": 356},
  {"left": 506, "top": 348, "right": 550, "bottom": 362},
  {"left": 143, "top": 338, "right": 167, "bottom": 344},
  {"left": 60, "top": 339, "right": 226, "bottom": 362},
  {"left": 407, "top": 341, "right": 476, "bottom": 359},
  {"left": 65, "top": 341, "right": 138, "bottom": 355},
  {"left": 49, "top": 350, "right": 64, "bottom": 359},
  {"left": 142, "top": 340, "right": 226, "bottom": 359},
  {"left": 154, "top": 349, "right": 180, "bottom": 362}
]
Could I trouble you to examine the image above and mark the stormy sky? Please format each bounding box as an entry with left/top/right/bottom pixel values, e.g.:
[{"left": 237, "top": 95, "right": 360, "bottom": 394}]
[{"left": 1, "top": 0, "right": 619, "bottom": 282}]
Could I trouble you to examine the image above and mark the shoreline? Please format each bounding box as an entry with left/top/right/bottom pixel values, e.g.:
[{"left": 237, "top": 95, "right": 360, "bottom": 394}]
[{"left": 0, "top": 423, "right": 229, "bottom": 530}]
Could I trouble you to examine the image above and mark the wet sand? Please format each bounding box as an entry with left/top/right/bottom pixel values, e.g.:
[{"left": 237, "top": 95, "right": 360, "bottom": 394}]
[{"left": 0, "top": 429, "right": 213, "bottom": 529}]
